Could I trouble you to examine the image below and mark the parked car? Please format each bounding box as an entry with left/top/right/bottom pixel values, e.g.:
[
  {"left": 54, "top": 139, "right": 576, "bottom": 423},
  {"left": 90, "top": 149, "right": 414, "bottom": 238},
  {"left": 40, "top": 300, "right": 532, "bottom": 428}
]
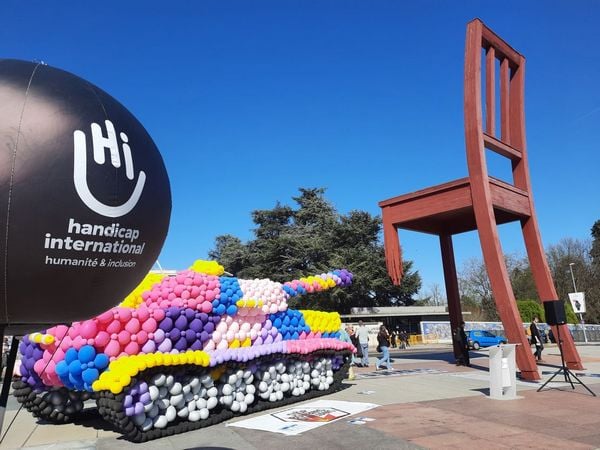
[{"left": 467, "top": 330, "right": 507, "bottom": 350}]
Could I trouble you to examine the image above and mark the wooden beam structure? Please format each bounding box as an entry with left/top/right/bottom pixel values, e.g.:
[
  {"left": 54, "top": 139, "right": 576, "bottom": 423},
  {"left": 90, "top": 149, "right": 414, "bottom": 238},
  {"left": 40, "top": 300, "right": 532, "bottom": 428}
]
[{"left": 379, "top": 19, "right": 583, "bottom": 380}]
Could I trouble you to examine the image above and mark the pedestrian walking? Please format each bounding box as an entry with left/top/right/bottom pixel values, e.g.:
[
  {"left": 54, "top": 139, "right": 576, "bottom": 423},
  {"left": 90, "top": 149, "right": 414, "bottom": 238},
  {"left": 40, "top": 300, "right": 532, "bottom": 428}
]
[{"left": 356, "top": 320, "right": 370, "bottom": 367}]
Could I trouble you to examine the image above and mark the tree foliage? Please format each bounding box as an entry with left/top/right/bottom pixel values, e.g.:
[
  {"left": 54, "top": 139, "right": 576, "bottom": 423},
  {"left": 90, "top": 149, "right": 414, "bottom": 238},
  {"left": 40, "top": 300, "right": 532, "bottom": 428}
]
[
  {"left": 458, "top": 228, "right": 600, "bottom": 324},
  {"left": 209, "top": 188, "right": 422, "bottom": 313},
  {"left": 516, "top": 300, "right": 545, "bottom": 323}
]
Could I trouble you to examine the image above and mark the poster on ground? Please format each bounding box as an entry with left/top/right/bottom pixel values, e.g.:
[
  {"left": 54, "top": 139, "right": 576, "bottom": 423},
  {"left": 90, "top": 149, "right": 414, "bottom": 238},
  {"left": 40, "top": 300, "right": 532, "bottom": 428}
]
[{"left": 226, "top": 399, "right": 378, "bottom": 435}]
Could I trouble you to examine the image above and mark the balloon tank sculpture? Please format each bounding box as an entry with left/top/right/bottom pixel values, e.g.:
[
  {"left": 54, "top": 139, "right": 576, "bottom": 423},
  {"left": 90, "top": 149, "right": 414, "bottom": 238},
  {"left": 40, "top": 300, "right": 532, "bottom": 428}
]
[{"left": 13, "top": 260, "right": 355, "bottom": 442}]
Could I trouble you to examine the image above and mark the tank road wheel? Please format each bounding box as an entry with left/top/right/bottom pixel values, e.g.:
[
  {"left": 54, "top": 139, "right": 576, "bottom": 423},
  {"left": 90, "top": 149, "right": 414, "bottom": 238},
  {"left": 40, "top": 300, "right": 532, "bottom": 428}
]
[
  {"left": 12, "top": 380, "right": 91, "bottom": 423},
  {"left": 96, "top": 350, "right": 351, "bottom": 442}
]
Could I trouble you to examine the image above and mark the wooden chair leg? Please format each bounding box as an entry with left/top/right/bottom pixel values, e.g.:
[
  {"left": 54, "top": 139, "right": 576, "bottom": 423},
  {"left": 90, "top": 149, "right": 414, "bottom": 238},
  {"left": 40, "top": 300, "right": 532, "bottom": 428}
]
[
  {"left": 522, "top": 217, "right": 584, "bottom": 370},
  {"left": 474, "top": 207, "right": 540, "bottom": 380},
  {"left": 440, "top": 235, "right": 463, "bottom": 361}
]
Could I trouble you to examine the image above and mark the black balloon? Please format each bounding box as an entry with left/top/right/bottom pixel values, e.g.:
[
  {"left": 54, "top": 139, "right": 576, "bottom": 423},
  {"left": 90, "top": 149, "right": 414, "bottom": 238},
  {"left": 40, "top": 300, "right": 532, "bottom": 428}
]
[{"left": 0, "top": 59, "right": 171, "bottom": 332}]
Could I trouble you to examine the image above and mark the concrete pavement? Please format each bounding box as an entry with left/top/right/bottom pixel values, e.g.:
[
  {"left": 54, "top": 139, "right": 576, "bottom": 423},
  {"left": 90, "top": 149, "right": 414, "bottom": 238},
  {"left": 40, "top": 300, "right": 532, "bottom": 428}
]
[{"left": 2, "top": 343, "right": 600, "bottom": 449}]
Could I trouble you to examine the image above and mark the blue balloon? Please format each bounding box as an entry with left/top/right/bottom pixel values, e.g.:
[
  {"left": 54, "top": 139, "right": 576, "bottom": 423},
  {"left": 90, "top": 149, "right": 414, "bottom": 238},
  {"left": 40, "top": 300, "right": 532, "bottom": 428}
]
[
  {"left": 94, "top": 353, "right": 109, "bottom": 370},
  {"left": 78, "top": 345, "right": 96, "bottom": 364},
  {"left": 82, "top": 367, "right": 99, "bottom": 384},
  {"left": 64, "top": 348, "right": 78, "bottom": 364},
  {"left": 55, "top": 360, "right": 68, "bottom": 377},
  {"left": 68, "top": 359, "right": 83, "bottom": 376}
]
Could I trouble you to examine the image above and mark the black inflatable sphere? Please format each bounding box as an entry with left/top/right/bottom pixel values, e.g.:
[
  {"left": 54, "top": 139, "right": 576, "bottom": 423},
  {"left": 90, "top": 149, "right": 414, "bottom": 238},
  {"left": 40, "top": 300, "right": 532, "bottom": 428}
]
[{"left": 0, "top": 59, "right": 171, "bottom": 332}]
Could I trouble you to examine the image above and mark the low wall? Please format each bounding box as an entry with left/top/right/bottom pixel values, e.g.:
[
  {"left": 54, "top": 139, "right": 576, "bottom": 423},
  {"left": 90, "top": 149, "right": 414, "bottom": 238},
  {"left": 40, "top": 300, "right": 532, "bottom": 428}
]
[{"left": 420, "top": 321, "right": 599, "bottom": 343}]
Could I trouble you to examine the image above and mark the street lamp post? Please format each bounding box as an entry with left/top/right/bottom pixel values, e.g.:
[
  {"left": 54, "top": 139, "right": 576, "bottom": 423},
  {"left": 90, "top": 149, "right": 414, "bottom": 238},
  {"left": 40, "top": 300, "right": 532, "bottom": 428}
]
[{"left": 569, "top": 262, "right": 588, "bottom": 343}]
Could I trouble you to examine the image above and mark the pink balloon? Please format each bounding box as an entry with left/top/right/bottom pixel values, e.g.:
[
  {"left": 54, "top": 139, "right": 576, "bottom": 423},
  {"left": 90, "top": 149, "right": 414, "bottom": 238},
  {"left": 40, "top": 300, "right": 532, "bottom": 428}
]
[
  {"left": 136, "top": 306, "right": 150, "bottom": 322},
  {"left": 117, "top": 308, "right": 132, "bottom": 323},
  {"left": 124, "top": 341, "right": 140, "bottom": 355},
  {"left": 118, "top": 330, "right": 131, "bottom": 346},
  {"left": 135, "top": 330, "right": 149, "bottom": 344},
  {"left": 95, "top": 331, "right": 111, "bottom": 348},
  {"left": 142, "top": 318, "right": 158, "bottom": 333},
  {"left": 106, "top": 319, "right": 122, "bottom": 334},
  {"left": 125, "top": 318, "right": 141, "bottom": 334},
  {"left": 201, "top": 301, "right": 213, "bottom": 313},
  {"left": 105, "top": 340, "right": 121, "bottom": 357},
  {"left": 174, "top": 285, "right": 184, "bottom": 296},
  {"left": 78, "top": 320, "right": 98, "bottom": 339},
  {"left": 153, "top": 309, "right": 166, "bottom": 321}
]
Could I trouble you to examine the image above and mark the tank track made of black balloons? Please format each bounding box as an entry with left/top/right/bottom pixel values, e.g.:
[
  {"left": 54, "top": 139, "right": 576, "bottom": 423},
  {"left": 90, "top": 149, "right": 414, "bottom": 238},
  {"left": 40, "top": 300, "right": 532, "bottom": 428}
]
[
  {"left": 12, "top": 380, "right": 94, "bottom": 423},
  {"left": 15, "top": 350, "right": 350, "bottom": 442}
]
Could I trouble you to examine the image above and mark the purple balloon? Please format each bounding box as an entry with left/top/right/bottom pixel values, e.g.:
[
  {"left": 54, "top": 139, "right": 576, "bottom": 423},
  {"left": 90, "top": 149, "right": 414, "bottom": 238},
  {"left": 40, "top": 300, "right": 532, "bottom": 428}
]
[
  {"left": 159, "top": 317, "right": 174, "bottom": 332},
  {"left": 166, "top": 306, "right": 180, "bottom": 318},
  {"left": 142, "top": 340, "right": 156, "bottom": 354},
  {"left": 198, "top": 313, "right": 208, "bottom": 323},
  {"left": 185, "top": 329, "right": 196, "bottom": 342},
  {"left": 140, "top": 392, "right": 151, "bottom": 404},
  {"left": 171, "top": 328, "right": 182, "bottom": 341},
  {"left": 190, "top": 339, "right": 203, "bottom": 351},
  {"left": 124, "top": 395, "right": 133, "bottom": 408},
  {"left": 189, "top": 319, "right": 203, "bottom": 332},
  {"left": 158, "top": 339, "right": 172, "bottom": 353},
  {"left": 204, "top": 322, "right": 214, "bottom": 334},
  {"left": 174, "top": 337, "right": 188, "bottom": 351},
  {"left": 153, "top": 329, "right": 166, "bottom": 343},
  {"left": 200, "top": 331, "right": 209, "bottom": 343},
  {"left": 185, "top": 308, "right": 196, "bottom": 321},
  {"left": 175, "top": 314, "right": 188, "bottom": 331},
  {"left": 134, "top": 403, "right": 144, "bottom": 415}
]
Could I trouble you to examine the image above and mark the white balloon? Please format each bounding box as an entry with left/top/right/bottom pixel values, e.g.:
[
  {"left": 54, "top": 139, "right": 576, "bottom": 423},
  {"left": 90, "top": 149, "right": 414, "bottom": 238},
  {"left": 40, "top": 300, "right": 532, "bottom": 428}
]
[
  {"left": 165, "top": 405, "right": 177, "bottom": 422},
  {"left": 207, "top": 397, "right": 218, "bottom": 410},
  {"left": 207, "top": 387, "right": 218, "bottom": 397},
  {"left": 149, "top": 385, "right": 159, "bottom": 401},
  {"left": 188, "top": 410, "right": 202, "bottom": 422},
  {"left": 199, "top": 408, "right": 209, "bottom": 420},
  {"left": 152, "top": 374, "right": 166, "bottom": 387},
  {"left": 196, "top": 398, "right": 207, "bottom": 410},
  {"left": 153, "top": 415, "right": 167, "bottom": 429},
  {"left": 142, "top": 417, "right": 153, "bottom": 431},
  {"left": 169, "top": 383, "right": 183, "bottom": 395}
]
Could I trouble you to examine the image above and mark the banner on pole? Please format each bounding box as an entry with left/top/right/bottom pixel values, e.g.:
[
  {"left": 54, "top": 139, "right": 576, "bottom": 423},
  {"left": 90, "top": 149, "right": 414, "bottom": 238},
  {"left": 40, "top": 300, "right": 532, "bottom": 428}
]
[{"left": 568, "top": 292, "right": 586, "bottom": 314}]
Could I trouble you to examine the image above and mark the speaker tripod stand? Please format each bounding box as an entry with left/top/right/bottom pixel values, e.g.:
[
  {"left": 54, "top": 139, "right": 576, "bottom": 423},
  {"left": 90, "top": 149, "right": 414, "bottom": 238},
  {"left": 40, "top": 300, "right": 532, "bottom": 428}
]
[{"left": 537, "top": 324, "right": 596, "bottom": 396}]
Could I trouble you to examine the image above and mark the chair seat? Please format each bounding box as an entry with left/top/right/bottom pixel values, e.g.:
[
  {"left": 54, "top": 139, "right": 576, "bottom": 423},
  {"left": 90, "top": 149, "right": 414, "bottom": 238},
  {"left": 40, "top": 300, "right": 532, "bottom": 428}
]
[{"left": 378, "top": 176, "right": 530, "bottom": 235}]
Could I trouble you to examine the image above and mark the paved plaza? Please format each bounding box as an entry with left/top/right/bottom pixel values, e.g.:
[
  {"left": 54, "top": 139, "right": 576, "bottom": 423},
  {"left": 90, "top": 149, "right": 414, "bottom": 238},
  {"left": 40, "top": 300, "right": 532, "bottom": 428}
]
[{"left": 2, "top": 343, "right": 600, "bottom": 449}]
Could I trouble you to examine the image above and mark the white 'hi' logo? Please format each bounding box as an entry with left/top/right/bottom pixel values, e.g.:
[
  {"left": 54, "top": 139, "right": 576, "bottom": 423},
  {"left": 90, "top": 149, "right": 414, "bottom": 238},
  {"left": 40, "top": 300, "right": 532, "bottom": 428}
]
[{"left": 73, "top": 120, "right": 146, "bottom": 218}]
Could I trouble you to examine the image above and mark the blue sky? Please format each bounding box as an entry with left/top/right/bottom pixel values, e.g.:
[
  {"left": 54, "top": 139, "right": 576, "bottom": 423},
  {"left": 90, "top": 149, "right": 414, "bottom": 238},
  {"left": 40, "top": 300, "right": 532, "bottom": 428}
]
[{"left": 2, "top": 1, "right": 599, "bottom": 297}]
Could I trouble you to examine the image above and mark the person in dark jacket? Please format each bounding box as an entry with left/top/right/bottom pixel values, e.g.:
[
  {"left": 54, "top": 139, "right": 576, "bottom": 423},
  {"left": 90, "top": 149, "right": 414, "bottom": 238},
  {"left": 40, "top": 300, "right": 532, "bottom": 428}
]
[
  {"left": 530, "top": 316, "right": 544, "bottom": 362},
  {"left": 375, "top": 325, "right": 393, "bottom": 370},
  {"left": 454, "top": 321, "right": 470, "bottom": 367}
]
